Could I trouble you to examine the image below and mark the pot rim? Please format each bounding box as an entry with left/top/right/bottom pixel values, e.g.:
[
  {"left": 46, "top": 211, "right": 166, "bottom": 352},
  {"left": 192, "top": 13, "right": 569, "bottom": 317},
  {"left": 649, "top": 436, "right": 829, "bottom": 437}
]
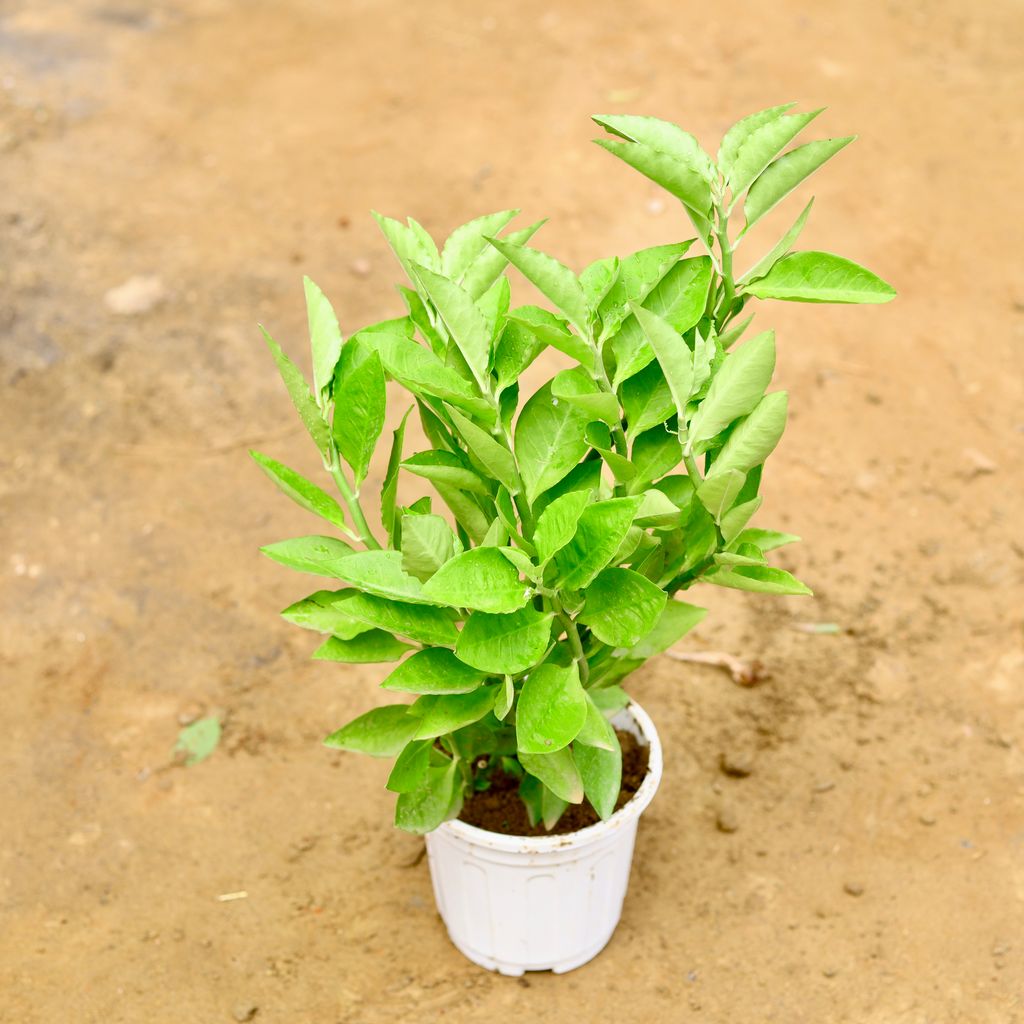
[{"left": 433, "top": 699, "right": 663, "bottom": 853}]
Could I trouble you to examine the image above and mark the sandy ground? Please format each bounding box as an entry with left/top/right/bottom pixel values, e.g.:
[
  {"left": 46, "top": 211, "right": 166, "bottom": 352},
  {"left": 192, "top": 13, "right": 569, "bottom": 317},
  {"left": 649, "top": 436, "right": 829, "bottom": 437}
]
[{"left": 2, "top": 0, "right": 1023, "bottom": 1020}]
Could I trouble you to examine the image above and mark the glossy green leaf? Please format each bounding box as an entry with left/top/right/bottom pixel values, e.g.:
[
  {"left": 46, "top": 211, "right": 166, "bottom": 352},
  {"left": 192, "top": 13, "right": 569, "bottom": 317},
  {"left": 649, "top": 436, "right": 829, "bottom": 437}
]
[
  {"left": 260, "top": 327, "right": 331, "bottom": 454},
  {"left": 592, "top": 114, "right": 715, "bottom": 181},
  {"left": 744, "top": 137, "right": 853, "bottom": 229},
  {"left": 413, "top": 264, "right": 491, "bottom": 389},
  {"left": 739, "top": 199, "right": 814, "bottom": 285},
  {"left": 696, "top": 468, "right": 746, "bottom": 522},
  {"left": 718, "top": 103, "right": 795, "bottom": 179},
  {"left": 403, "top": 449, "right": 491, "bottom": 497},
  {"left": 333, "top": 350, "right": 386, "bottom": 485},
  {"left": 586, "top": 422, "right": 636, "bottom": 484},
  {"left": 627, "top": 599, "right": 707, "bottom": 658},
  {"left": 735, "top": 527, "right": 801, "bottom": 552},
  {"left": 386, "top": 739, "right": 433, "bottom": 793},
  {"left": 514, "top": 380, "right": 590, "bottom": 504},
  {"left": 507, "top": 305, "right": 593, "bottom": 368},
  {"left": 372, "top": 211, "right": 437, "bottom": 286},
  {"left": 285, "top": 590, "right": 458, "bottom": 645},
  {"left": 726, "top": 109, "right": 823, "bottom": 197},
  {"left": 743, "top": 251, "right": 896, "bottom": 304},
  {"left": 462, "top": 219, "right": 546, "bottom": 300},
  {"left": 409, "top": 685, "right": 497, "bottom": 738},
  {"left": 552, "top": 368, "right": 618, "bottom": 425},
  {"left": 519, "top": 746, "right": 585, "bottom": 804},
  {"left": 493, "top": 320, "right": 546, "bottom": 391},
  {"left": 516, "top": 663, "right": 587, "bottom": 754},
  {"left": 485, "top": 237, "right": 590, "bottom": 335},
  {"left": 634, "top": 488, "right": 685, "bottom": 529},
  {"left": 447, "top": 406, "right": 520, "bottom": 495},
  {"left": 574, "top": 693, "right": 617, "bottom": 752},
  {"left": 621, "top": 359, "right": 675, "bottom": 441},
  {"left": 250, "top": 452, "right": 347, "bottom": 530},
  {"left": 312, "top": 630, "right": 413, "bottom": 664},
  {"left": 455, "top": 607, "right": 553, "bottom": 674},
  {"left": 261, "top": 535, "right": 355, "bottom": 576},
  {"left": 325, "top": 704, "right": 419, "bottom": 757},
  {"left": 303, "top": 277, "right": 344, "bottom": 398},
  {"left": 630, "top": 425, "right": 683, "bottom": 488},
  {"left": 442, "top": 209, "right": 519, "bottom": 282},
  {"left": 382, "top": 647, "right": 487, "bottom": 694},
  {"left": 495, "top": 675, "right": 515, "bottom": 721},
  {"left": 394, "top": 759, "right": 461, "bottom": 833},
  {"left": 533, "top": 490, "right": 591, "bottom": 565},
  {"left": 706, "top": 391, "right": 788, "bottom": 479},
  {"left": 554, "top": 496, "right": 643, "bottom": 590},
  {"left": 631, "top": 304, "right": 694, "bottom": 426},
  {"left": 707, "top": 564, "right": 813, "bottom": 596},
  {"left": 687, "top": 331, "right": 776, "bottom": 447},
  {"left": 326, "top": 550, "right": 434, "bottom": 604},
  {"left": 575, "top": 734, "right": 622, "bottom": 820},
  {"left": 579, "top": 256, "right": 620, "bottom": 308},
  {"left": 720, "top": 496, "right": 762, "bottom": 545},
  {"left": 380, "top": 407, "right": 411, "bottom": 544},
  {"left": 422, "top": 547, "right": 531, "bottom": 613},
  {"left": 579, "top": 567, "right": 668, "bottom": 648},
  {"left": 400, "top": 513, "right": 458, "bottom": 581}
]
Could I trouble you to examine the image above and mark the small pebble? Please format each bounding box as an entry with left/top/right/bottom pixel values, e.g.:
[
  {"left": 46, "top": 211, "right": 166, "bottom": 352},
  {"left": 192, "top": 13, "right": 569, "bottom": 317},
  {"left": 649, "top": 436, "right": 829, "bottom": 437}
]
[
  {"left": 719, "top": 750, "right": 755, "bottom": 778},
  {"left": 813, "top": 780, "right": 836, "bottom": 794},
  {"left": 350, "top": 257, "right": 372, "bottom": 277},
  {"left": 919, "top": 813, "right": 937, "bottom": 826},
  {"left": 822, "top": 967, "right": 838, "bottom": 978},
  {"left": 843, "top": 881, "right": 864, "bottom": 897},
  {"left": 715, "top": 807, "right": 739, "bottom": 833},
  {"left": 177, "top": 702, "right": 204, "bottom": 726},
  {"left": 232, "top": 1004, "right": 258, "bottom": 1023},
  {"left": 917, "top": 782, "right": 934, "bottom": 797},
  {"left": 104, "top": 275, "right": 166, "bottom": 315}
]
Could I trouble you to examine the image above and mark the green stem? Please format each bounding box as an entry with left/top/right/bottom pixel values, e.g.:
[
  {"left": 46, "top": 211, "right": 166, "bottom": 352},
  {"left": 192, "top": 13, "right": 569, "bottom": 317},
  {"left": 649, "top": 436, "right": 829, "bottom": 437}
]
[
  {"left": 551, "top": 595, "right": 589, "bottom": 685},
  {"left": 715, "top": 205, "right": 735, "bottom": 323},
  {"left": 329, "top": 458, "right": 382, "bottom": 549}
]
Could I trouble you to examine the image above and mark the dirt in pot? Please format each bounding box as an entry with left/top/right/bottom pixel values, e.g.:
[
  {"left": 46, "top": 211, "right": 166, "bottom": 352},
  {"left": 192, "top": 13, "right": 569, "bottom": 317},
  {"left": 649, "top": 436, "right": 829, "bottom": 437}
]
[{"left": 458, "top": 730, "right": 650, "bottom": 837}]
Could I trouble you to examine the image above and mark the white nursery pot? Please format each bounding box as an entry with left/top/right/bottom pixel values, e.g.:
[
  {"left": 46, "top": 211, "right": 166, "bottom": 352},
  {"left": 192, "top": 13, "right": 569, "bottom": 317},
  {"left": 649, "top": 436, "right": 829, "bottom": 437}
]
[{"left": 424, "top": 701, "right": 663, "bottom": 976}]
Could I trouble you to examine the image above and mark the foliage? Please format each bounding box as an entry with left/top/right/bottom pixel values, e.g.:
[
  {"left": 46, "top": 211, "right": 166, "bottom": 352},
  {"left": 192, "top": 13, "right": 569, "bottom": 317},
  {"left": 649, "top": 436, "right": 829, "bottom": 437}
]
[{"left": 254, "top": 105, "right": 894, "bottom": 833}]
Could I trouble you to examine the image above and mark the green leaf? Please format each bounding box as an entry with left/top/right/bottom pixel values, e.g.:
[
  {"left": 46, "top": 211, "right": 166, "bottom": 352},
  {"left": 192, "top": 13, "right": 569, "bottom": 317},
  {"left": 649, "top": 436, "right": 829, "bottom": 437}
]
[
  {"left": 739, "top": 199, "right": 814, "bottom": 285},
  {"left": 422, "top": 547, "right": 532, "bottom": 613},
  {"left": 484, "top": 237, "right": 590, "bottom": 335},
  {"left": 706, "top": 392, "right": 788, "bottom": 479},
  {"left": 380, "top": 407, "right": 411, "bottom": 544},
  {"left": 372, "top": 211, "right": 437, "bottom": 285},
  {"left": 575, "top": 693, "right": 617, "bottom": 751},
  {"left": 579, "top": 567, "right": 668, "bottom": 648},
  {"left": 303, "top": 277, "right": 344, "bottom": 398},
  {"left": 554, "top": 496, "right": 643, "bottom": 590},
  {"left": 592, "top": 114, "right": 714, "bottom": 181},
  {"left": 735, "top": 527, "right": 801, "bottom": 552},
  {"left": 630, "top": 425, "right": 683, "bottom": 488},
  {"left": 493, "top": 320, "right": 546, "bottom": 391},
  {"left": 285, "top": 590, "right": 458, "bottom": 645},
  {"left": 409, "top": 686, "right": 497, "bottom": 738},
  {"left": 726, "top": 109, "right": 823, "bottom": 197},
  {"left": 403, "top": 449, "right": 491, "bottom": 496},
  {"left": 687, "top": 331, "right": 776, "bottom": 448},
  {"left": 386, "top": 739, "right": 433, "bottom": 793},
  {"left": 516, "top": 663, "right": 587, "bottom": 755},
  {"left": 593, "top": 136, "right": 712, "bottom": 219},
  {"left": 446, "top": 406, "right": 520, "bottom": 495},
  {"left": 432, "top": 483, "right": 491, "bottom": 545},
  {"left": 621, "top": 359, "right": 675, "bottom": 441},
  {"left": 533, "top": 489, "right": 591, "bottom": 565},
  {"left": 413, "top": 264, "right": 492, "bottom": 389},
  {"left": 579, "top": 255, "right": 620, "bottom": 308},
  {"left": 575, "top": 734, "right": 621, "bottom": 820},
  {"left": 696, "top": 468, "right": 746, "bottom": 522},
  {"left": 744, "top": 137, "right": 853, "bottom": 229},
  {"left": 495, "top": 675, "right": 515, "bottom": 721},
  {"left": 455, "top": 607, "right": 553, "bottom": 674},
  {"left": 586, "top": 423, "right": 636, "bottom": 484},
  {"left": 551, "top": 368, "right": 618, "bottom": 425},
  {"left": 707, "top": 564, "right": 813, "bottom": 596},
  {"left": 612, "top": 256, "right": 713, "bottom": 385},
  {"left": 261, "top": 535, "right": 355, "bottom": 576},
  {"left": 175, "top": 717, "right": 221, "bottom": 766},
  {"left": 519, "top": 747, "right": 585, "bottom": 804},
  {"left": 743, "top": 251, "right": 896, "bottom": 304},
  {"left": 718, "top": 103, "right": 795, "bottom": 180},
  {"left": 590, "top": 685, "right": 630, "bottom": 714},
  {"left": 630, "top": 304, "right": 694, "bottom": 426},
  {"left": 400, "top": 513, "right": 458, "bottom": 581},
  {"left": 634, "top": 488, "right": 685, "bottom": 529},
  {"left": 395, "top": 759, "right": 461, "bottom": 833},
  {"left": 382, "top": 648, "right": 487, "bottom": 694},
  {"left": 507, "top": 305, "right": 593, "bottom": 369},
  {"left": 260, "top": 327, "right": 331, "bottom": 454},
  {"left": 718, "top": 313, "right": 756, "bottom": 350},
  {"left": 313, "top": 631, "right": 413, "bottom": 663},
  {"left": 462, "top": 218, "right": 546, "bottom": 300},
  {"left": 627, "top": 599, "right": 707, "bottom": 658},
  {"left": 327, "top": 550, "right": 434, "bottom": 604},
  {"left": 250, "top": 452, "right": 347, "bottom": 530},
  {"left": 325, "top": 704, "right": 419, "bottom": 757},
  {"left": 720, "top": 496, "right": 762, "bottom": 544},
  {"left": 514, "top": 380, "right": 590, "bottom": 504},
  {"left": 442, "top": 209, "right": 519, "bottom": 282},
  {"left": 333, "top": 350, "right": 386, "bottom": 485}
]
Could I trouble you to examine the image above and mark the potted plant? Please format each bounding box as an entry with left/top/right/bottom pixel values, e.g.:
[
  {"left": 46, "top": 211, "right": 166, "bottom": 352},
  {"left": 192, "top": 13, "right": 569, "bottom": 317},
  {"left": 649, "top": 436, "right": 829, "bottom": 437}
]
[{"left": 253, "top": 104, "right": 894, "bottom": 975}]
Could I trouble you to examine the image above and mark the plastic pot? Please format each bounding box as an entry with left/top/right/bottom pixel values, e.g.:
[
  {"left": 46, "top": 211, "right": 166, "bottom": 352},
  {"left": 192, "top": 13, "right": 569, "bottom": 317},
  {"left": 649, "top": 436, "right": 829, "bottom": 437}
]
[{"left": 424, "top": 701, "right": 663, "bottom": 975}]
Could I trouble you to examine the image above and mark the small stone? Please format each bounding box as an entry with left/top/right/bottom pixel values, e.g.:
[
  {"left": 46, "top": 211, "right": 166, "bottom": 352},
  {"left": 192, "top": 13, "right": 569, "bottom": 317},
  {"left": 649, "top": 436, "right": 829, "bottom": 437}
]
[
  {"left": 719, "top": 750, "right": 755, "bottom": 778},
  {"left": 843, "top": 881, "right": 864, "bottom": 897},
  {"left": 104, "top": 275, "right": 166, "bottom": 316},
  {"left": 232, "top": 1004, "right": 258, "bottom": 1022},
  {"left": 918, "top": 813, "right": 937, "bottom": 826},
  {"left": 962, "top": 447, "right": 997, "bottom": 477},
  {"left": 177, "top": 702, "right": 204, "bottom": 726},
  {"left": 822, "top": 966, "right": 838, "bottom": 978},
  {"left": 350, "top": 257, "right": 372, "bottom": 278},
  {"left": 715, "top": 807, "right": 739, "bottom": 833},
  {"left": 813, "top": 780, "right": 836, "bottom": 794},
  {"left": 917, "top": 782, "right": 934, "bottom": 797}
]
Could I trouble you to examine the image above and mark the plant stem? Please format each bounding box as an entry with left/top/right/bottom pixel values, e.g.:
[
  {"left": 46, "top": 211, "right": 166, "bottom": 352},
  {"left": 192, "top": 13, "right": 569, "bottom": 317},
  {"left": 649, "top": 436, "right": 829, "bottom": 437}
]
[
  {"left": 551, "top": 595, "right": 589, "bottom": 685},
  {"left": 715, "top": 204, "right": 735, "bottom": 321},
  {"left": 329, "top": 457, "right": 382, "bottom": 549}
]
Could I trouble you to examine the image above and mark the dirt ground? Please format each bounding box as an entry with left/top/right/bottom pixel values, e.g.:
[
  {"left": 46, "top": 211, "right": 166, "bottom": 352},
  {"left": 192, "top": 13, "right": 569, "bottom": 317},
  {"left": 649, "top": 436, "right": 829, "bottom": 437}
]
[{"left": 2, "top": 0, "right": 1023, "bottom": 1020}]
